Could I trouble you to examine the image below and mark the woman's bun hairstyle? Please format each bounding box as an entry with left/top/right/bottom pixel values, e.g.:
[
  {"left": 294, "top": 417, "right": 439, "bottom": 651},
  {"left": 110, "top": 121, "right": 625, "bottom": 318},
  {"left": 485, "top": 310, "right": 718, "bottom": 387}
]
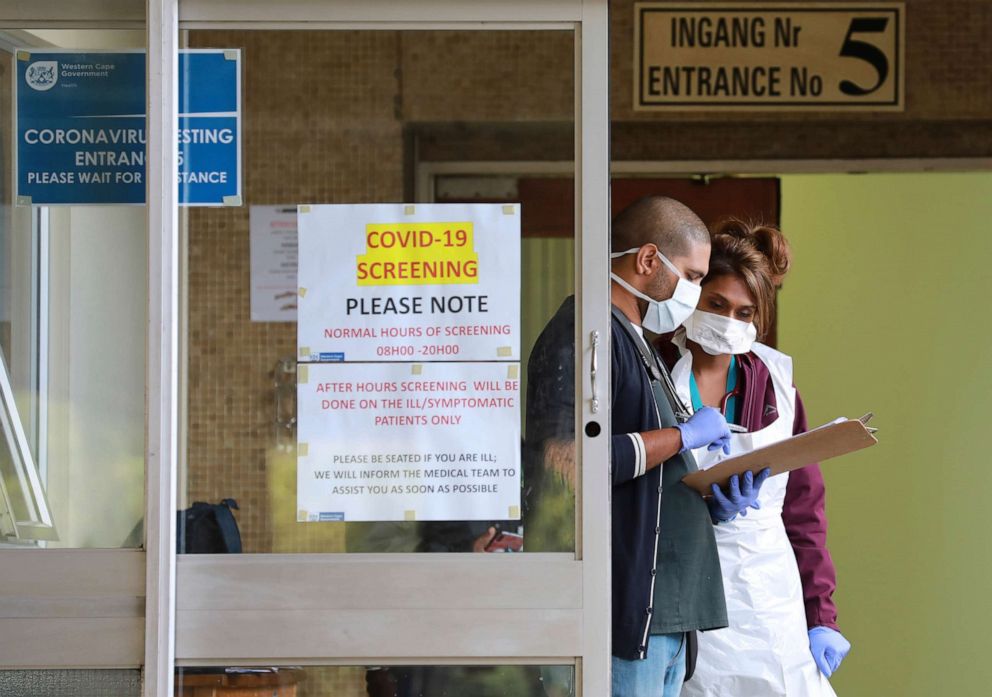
[{"left": 710, "top": 218, "right": 792, "bottom": 287}]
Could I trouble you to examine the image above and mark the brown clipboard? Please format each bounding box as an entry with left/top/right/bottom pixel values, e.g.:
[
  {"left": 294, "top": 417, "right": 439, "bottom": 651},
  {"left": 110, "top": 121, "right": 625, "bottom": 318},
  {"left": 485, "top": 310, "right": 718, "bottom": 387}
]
[{"left": 682, "top": 414, "right": 879, "bottom": 496}]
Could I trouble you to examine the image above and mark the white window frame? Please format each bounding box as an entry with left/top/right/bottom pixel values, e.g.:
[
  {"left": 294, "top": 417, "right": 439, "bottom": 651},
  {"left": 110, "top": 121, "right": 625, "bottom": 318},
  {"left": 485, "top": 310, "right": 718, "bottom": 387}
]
[
  {"left": 0, "top": 350, "right": 57, "bottom": 542},
  {"left": 0, "top": 177, "right": 56, "bottom": 544}
]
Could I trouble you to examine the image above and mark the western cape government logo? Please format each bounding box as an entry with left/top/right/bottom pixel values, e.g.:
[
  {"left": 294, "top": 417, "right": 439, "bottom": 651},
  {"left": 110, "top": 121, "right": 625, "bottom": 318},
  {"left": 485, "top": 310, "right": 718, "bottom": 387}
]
[{"left": 25, "top": 61, "right": 58, "bottom": 91}]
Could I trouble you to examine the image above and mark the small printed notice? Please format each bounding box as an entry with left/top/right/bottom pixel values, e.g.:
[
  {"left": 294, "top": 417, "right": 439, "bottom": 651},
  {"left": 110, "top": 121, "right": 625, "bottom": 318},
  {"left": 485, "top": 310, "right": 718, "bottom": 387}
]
[
  {"left": 250, "top": 206, "right": 298, "bottom": 322},
  {"left": 296, "top": 361, "right": 521, "bottom": 522},
  {"left": 634, "top": 2, "right": 904, "bottom": 110},
  {"left": 297, "top": 203, "right": 520, "bottom": 362}
]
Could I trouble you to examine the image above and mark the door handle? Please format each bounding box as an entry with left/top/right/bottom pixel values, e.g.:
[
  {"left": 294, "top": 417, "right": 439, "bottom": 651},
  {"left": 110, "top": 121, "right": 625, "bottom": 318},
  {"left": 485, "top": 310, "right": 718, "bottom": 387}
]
[{"left": 590, "top": 330, "right": 600, "bottom": 414}]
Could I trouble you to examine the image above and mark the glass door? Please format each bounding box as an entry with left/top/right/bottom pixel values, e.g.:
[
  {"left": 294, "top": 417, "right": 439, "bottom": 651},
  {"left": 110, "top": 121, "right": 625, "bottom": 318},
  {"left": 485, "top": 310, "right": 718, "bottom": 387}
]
[{"left": 170, "top": 1, "right": 610, "bottom": 696}]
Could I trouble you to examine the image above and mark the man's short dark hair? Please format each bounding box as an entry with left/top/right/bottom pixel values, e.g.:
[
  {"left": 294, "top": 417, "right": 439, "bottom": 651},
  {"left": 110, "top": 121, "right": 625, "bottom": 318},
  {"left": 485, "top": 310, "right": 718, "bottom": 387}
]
[{"left": 611, "top": 196, "right": 709, "bottom": 258}]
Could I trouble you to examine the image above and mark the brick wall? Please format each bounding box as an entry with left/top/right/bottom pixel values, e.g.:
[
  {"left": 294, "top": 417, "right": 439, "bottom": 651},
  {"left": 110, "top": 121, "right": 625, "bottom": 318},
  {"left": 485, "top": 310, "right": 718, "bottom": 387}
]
[
  {"left": 421, "top": 0, "right": 992, "bottom": 162},
  {"left": 185, "top": 27, "right": 572, "bottom": 558}
]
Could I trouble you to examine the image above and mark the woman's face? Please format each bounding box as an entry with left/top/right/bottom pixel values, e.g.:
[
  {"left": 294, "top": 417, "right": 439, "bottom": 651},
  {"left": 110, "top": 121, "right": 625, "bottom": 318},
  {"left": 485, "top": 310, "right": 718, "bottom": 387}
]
[{"left": 698, "top": 273, "right": 758, "bottom": 325}]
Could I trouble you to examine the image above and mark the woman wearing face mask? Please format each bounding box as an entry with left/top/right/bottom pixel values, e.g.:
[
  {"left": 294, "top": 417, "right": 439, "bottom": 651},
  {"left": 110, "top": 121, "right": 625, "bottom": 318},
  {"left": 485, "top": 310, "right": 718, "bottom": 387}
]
[{"left": 658, "top": 220, "right": 850, "bottom": 697}]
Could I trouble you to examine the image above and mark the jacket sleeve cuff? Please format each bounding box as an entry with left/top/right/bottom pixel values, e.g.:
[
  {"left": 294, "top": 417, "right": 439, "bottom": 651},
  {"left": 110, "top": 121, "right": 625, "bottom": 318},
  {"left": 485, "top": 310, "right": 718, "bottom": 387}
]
[
  {"left": 806, "top": 601, "right": 841, "bottom": 632},
  {"left": 611, "top": 433, "right": 647, "bottom": 485}
]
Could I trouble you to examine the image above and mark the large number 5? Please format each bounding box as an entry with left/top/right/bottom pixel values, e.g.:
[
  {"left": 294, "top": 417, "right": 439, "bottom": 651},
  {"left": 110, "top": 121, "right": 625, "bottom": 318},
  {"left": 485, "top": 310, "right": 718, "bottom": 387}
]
[{"left": 838, "top": 17, "right": 890, "bottom": 96}]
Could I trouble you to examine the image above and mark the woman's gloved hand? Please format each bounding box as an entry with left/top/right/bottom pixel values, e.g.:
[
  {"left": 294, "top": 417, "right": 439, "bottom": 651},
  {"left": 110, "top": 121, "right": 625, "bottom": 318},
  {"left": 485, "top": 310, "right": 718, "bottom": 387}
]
[
  {"left": 808, "top": 626, "right": 851, "bottom": 677},
  {"left": 676, "top": 406, "right": 732, "bottom": 455},
  {"left": 707, "top": 468, "right": 771, "bottom": 523}
]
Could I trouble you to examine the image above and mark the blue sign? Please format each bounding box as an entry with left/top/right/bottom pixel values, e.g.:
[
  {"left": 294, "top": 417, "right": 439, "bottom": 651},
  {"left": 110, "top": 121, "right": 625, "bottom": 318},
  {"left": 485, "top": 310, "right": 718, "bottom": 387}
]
[
  {"left": 178, "top": 51, "right": 241, "bottom": 206},
  {"left": 17, "top": 51, "right": 146, "bottom": 205},
  {"left": 16, "top": 49, "right": 241, "bottom": 206}
]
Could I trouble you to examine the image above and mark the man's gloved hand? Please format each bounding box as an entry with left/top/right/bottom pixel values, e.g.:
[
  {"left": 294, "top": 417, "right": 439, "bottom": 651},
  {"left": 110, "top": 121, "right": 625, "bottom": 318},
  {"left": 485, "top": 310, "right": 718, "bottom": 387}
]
[
  {"left": 808, "top": 626, "right": 851, "bottom": 678},
  {"left": 676, "top": 406, "right": 732, "bottom": 455},
  {"left": 707, "top": 468, "right": 771, "bottom": 523}
]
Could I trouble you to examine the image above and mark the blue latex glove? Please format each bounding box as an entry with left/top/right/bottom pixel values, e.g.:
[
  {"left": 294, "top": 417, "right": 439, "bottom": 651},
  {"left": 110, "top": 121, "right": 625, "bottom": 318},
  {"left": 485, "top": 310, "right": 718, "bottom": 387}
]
[
  {"left": 676, "top": 406, "right": 732, "bottom": 455},
  {"left": 707, "top": 468, "right": 771, "bottom": 523},
  {"left": 809, "top": 626, "right": 851, "bottom": 677}
]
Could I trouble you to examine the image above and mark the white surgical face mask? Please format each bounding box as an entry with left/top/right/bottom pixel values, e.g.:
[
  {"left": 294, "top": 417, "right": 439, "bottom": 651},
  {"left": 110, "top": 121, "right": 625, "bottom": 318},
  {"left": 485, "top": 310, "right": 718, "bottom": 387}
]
[
  {"left": 684, "top": 309, "right": 757, "bottom": 356},
  {"left": 610, "top": 247, "right": 701, "bottom": 334}
]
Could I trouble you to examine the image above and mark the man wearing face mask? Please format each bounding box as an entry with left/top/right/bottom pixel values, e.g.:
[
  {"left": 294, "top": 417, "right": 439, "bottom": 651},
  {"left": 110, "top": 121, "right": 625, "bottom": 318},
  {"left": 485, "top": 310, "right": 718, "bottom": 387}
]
[{"left": 523, "top": 196, "right": 769, "bottom": 697}]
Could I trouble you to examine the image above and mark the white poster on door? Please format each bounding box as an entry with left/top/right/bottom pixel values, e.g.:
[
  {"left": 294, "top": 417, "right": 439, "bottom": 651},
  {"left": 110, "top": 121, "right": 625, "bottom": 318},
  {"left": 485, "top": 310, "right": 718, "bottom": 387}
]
[
  {"left": 249, "top": 205, "right": 298, "bottom": 322},
  {"left": 296, "top": 361, "right": 521, "bottom": 522},
  {"left": 297, "top": 203, "right": 520, "bottom": 362}
]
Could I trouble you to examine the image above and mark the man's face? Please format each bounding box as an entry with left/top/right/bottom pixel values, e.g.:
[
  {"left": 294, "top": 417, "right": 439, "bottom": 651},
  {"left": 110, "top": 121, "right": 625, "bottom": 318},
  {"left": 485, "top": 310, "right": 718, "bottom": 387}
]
[{"left": 646, "top": 241, "right": 710, "bottom": 302}]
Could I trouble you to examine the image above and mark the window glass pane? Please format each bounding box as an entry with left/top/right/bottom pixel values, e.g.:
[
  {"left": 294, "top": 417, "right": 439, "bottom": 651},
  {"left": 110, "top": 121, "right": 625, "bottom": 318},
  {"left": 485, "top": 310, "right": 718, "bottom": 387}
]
[
  {"left": 181, "top": 29, "right": 576, "bottom": 554},
  {"left": 176, "top": 665, "right": 573, "bottom": 697},
  {"left": 0, "top": 30, "right": 147, "bottom": 548}
]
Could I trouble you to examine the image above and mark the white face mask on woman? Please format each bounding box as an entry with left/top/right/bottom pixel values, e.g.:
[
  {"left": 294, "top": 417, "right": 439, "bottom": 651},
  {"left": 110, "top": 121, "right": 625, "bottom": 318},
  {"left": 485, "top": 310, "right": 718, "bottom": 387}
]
[
  {"left": 683, "top": 310, "right": 757, "bottom": 355},
  {"left": 610, "top": 247, "right": 701, "bottom": 334}
]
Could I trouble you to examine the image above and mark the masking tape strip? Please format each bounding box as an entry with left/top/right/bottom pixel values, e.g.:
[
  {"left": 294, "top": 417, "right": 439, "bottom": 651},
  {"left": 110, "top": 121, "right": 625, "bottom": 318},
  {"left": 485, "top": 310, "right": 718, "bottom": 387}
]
[
  {"left": 298, "top": 287, "right": 307, "bottom": 298},
  {"left": 16, "top": 196, "right": 32, "bottom": 206},
  {"left": 497, "top": 346, "right": 512, "bottom": 357},
  {"left": 224, "top": 49, "right": 239, "bottom": 61},
  {"left": 404, "top": 510, "right": 417, "bottom": 521},
  {"left": 17, "top": 51, "right": 30, "bottom": 61},
  {"left": 502, "top": 204, "right": 516, "bottom": 215},
  {"left": 509, "top": 505, "right": 520, "bottom": 518},
  {"left": 298, "top": 510, "right": 308, "bottom": 522},
  {"left": 411, "top": 364, "right": 423, "bottom": 375},
  {"left": 298, "top": 365, "right": 309, "bottom": 384},
  {"left": 404, "top": 205, "right": 416, "bottom": 215},
  {"left": 507, "top": 365, "right": 519, "bottom": 379},
  {"left": 298, "top": 442, "right": 309, "bottom": 457},
  {"left": 299, "top": 346, "right": 310, "bottom": 358},
  {"left": 299, "top": 205, "right": 311, "bottom": 214},
  {"left": 223, "top": 194, "right": 242, "bottom": 206}
]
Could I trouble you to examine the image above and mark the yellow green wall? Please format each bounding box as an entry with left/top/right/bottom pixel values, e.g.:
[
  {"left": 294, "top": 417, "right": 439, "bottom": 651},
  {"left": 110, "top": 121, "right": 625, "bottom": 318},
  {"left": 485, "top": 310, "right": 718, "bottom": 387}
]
[{"left": 779, "top": 173, "right": 992, "bottom": 696}]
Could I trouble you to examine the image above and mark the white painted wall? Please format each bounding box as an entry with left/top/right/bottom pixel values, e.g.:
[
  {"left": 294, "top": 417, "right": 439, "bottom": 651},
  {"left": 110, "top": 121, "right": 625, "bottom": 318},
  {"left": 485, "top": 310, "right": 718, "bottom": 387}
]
[{"left": 46, "top": 206, "right": 146, "bottom": 548}]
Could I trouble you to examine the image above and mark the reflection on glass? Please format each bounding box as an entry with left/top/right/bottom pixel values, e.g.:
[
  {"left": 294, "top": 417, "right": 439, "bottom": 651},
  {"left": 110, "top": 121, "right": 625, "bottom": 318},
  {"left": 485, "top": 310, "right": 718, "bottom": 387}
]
[
  {"left": 181, "top": 30, "right": 576, "bottom": 554},
  {"left": 176, "top": 665, "right": 574, "bottom": 697},
  {"left": 521, "top": 290, "right": 577, "bottom": 554}
]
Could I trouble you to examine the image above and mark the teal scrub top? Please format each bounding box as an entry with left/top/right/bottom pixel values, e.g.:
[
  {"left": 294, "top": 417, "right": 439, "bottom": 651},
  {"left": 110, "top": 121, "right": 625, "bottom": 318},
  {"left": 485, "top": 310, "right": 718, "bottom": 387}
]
[{"left": 689, "top": 356, "right": 739, "bottom": 425}]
